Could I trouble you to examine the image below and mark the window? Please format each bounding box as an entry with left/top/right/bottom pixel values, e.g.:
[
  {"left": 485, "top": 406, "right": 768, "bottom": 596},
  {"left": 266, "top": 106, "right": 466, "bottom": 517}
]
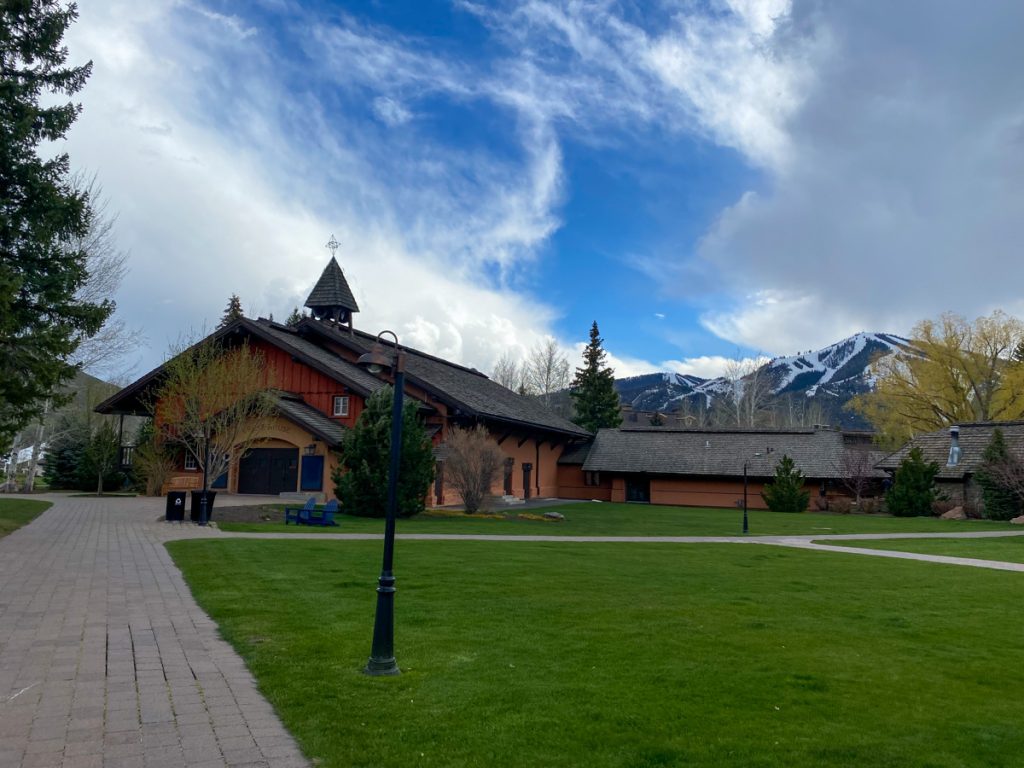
[
  {"left": 584, "top": 471, "right": 601, "bottom": 487},
  {"left": 184, "top": 453, "right": 198, "bottom": 471},
  {"left": 333, "top": 395, "right": 350, "bottom": 417}
]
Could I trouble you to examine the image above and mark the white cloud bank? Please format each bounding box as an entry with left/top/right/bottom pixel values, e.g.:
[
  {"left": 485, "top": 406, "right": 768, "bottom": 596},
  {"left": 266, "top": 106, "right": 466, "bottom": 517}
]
[{"left": 63, "top": 0, "right": 1024, "bottom": 380}]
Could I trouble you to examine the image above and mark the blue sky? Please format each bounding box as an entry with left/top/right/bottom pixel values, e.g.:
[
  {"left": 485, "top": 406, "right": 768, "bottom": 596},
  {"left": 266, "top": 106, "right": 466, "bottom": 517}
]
[{"left": 63, "top": 1, "right": 1024, "bottom": 380}]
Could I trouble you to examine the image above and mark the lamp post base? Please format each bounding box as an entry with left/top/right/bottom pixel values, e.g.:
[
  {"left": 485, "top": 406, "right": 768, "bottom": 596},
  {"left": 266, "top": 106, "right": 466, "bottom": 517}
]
[{"left": 363, "top": 656, "right": 400, "bottom": 676}]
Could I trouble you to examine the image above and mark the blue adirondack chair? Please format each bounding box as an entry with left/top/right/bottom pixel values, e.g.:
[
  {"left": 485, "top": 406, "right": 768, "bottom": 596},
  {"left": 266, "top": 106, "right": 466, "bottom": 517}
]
[
  {"left": 284, "top": 497, "right": 316, "bottom": 525},
  {"left": 308, "top": 498, "right": 340, "bottom": 527}
]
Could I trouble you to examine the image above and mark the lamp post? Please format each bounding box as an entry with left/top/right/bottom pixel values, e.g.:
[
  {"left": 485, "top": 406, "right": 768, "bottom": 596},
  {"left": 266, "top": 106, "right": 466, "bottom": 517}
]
[
  {"left": 742, "top": 452, "right": 762, "bottom": 535},
  {"left": 199, "top": 426, "right": 210, "bottom": 526},
  {"left": 356, "top": 330, "right": 406, "bottom": 676}
]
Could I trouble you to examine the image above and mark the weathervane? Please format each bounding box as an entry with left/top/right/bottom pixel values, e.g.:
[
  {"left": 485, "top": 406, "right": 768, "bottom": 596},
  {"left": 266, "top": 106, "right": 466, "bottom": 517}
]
[{"left": 325, "top": 234, "right": 339, "bottom": 259}]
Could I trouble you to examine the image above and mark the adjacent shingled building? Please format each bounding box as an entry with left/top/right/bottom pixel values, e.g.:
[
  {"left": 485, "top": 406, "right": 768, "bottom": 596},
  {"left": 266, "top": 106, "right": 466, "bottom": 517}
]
[
  {"left": 557, "top": 426, "right": 886, "bottom": 508},
  {"left": 876, "top": 421, "right": 1024, "bottom": 510}
]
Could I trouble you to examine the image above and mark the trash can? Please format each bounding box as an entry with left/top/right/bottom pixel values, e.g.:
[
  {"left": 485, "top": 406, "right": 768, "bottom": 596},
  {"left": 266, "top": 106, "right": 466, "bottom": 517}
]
[
  {"left": 165, "top": 491, "right": 187, "bottom": 522},
  {"left": 190, "top": 490, "right": 217, "bottom": 523}
]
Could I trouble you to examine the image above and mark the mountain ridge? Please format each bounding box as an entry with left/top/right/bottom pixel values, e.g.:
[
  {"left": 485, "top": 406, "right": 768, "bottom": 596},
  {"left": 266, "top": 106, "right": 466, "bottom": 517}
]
[{"left": 615, "top": 331, "right": 913, "bottom": 429}]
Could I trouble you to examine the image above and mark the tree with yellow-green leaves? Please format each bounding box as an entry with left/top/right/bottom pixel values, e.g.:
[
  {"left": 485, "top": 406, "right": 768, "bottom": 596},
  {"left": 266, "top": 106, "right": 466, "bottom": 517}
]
[{"left": 851, "top": 311, "right": 1024, "bottom": 448}]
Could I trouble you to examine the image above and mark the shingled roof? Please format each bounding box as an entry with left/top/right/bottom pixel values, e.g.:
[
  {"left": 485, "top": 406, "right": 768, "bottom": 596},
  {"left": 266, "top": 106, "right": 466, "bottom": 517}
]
[
  {"left": 304, "top": 257, "right": 359, "bottom": 313},
  {"left": 272, "top": 391, "right": 346, "bottom": 447},
  {"left": 298, "top": 320, "right": 591, "bottom": 439},
  {"left": 876, "top": 421, "right": 1024, "bottom": 479},
  {"left": 580, "top": 427, "right": 887, "bottom": 479}
]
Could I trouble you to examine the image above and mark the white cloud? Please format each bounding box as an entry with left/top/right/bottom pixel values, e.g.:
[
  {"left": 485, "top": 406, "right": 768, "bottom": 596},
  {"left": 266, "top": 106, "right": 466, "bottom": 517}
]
[
  {"left": 660, "top": 355, "right": 764, "bottom": 380},
  {"left": 63, "top": 1, "right": 569, "bottom": 375},
  {"left": 371, "top": 96, "right": 412, "bottom": 127}
]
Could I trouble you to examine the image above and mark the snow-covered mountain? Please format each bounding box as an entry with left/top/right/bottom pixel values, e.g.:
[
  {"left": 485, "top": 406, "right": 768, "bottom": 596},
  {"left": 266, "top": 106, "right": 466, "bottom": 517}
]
[{"left": 615, "top": 332, "right": 916, "bottom": 428}]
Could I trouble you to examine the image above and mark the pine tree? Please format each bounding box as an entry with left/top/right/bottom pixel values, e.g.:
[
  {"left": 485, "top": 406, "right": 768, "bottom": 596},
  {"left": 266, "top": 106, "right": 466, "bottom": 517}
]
[
  {"left": 218, "top": 294, "right": 244, "bottom": 328},
  {"left": 761, "top": 454, "right": 811, "bottom": 512},
  {"left": 0, "top": 1, "right": 109, "bottom": 451},
  {"left": 285, "top": 307, "right": 304, "bottom": 327},
  {"left": 976, "top": 428, "right": 1022, "bottom": 521},
  {"left": 332, "top": 386, "right": 435, "bottom": 518},
  {"left": 569, "top": 321, "right": 622, "bottom": 433},
  {"left": 886, "top": 446, "right": 940, "bottom": 517}
]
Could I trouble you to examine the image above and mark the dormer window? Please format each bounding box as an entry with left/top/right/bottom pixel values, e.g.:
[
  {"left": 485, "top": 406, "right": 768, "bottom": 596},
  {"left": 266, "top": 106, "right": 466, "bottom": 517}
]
[{"left": 333, "top": 395, "right": 350, "bottom": 417}]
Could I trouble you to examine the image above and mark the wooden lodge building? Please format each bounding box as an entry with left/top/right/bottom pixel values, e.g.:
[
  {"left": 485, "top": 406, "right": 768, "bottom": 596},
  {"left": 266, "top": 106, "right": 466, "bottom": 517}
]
[
  {"left": 97, "top": 258, "right": 591, "bottom": 504},
  {"left": 99, "top": 257, "right": 895, "bottom": 511}
]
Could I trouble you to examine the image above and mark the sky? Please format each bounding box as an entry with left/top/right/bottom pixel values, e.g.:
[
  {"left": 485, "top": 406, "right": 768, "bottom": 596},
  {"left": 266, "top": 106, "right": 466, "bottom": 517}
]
[{"left": 61, "top": 0, "right": 1024, "bottom": 382}]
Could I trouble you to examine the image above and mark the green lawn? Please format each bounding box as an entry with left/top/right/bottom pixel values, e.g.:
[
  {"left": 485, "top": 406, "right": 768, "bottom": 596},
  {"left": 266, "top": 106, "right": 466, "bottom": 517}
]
[
  {"left": 218, "top": 501, "right": 1020, "bottom": 537},
  {"left": 830, "top": 535, "right": 1024, "bottom": 564},
  {"left": 0, "top": 498, "right": 51, "bottom": 539},
  {"left": 168, "top": 538, "right": 1024, "bottom": 767}
]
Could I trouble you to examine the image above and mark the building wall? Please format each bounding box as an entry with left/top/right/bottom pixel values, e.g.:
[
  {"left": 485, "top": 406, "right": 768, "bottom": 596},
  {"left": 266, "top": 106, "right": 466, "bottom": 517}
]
[
  {"left": 565, "top": 472, "right": 831, "bottom": 509},
  {"left": 435, "top": 431, "right": 571, "bottom": 507},
  {"left": 161, "top": 415, "right": 335, "bottom": 499},
  {"left": 255, "top": 341, "right": 364, "bottom": 428},
  {"left": 556, "top": 465, "right": 613, "bottom": 501}
]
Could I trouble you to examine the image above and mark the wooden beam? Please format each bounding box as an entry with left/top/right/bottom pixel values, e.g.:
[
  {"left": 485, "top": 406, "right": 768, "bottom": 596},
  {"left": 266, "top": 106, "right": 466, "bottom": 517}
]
[
  {"left": 496, "top": 431, "right": 512, "bottom": 446},
  {"left": 517, "top": 435, "right": 530, "bottom": 448}
]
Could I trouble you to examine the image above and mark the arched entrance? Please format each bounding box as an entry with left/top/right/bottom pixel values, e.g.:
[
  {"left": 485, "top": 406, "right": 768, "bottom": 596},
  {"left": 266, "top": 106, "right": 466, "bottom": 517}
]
[{"left": 238, "top": 447, "right": 299, "bottom": 495}]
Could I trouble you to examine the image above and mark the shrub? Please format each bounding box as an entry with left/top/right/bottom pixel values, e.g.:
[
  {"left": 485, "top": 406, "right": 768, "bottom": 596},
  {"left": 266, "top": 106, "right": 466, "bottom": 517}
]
[
  {"left": 761, "top": 454, "right": 811, "bottom": 513},
  {"left": 886, "top": 446, "right": 940, "bottom": 517},
  {"left": 443, "top": 425, "right": 505, "bottom": 514},
  {"left": 830, "top": 498, "right": 853, "bottom": 514},
  {"left": 858, "top": 497, "right": 885, "bottom": 515},
  {"left": 333, "top": 386, "right": 435, "bottom": 518},
  {"left": 813, "top": 496, "right": 829, "bottom": 511},
  {"left": 976, "top": 429, "right": 1023, "bottom": 521}
]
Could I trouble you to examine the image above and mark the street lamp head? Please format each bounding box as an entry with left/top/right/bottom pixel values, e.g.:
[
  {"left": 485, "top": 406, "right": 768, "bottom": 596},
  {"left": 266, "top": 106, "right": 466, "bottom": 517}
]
[
  {"left": 357, "top": 342, "right": 393, "bottom": 374},
  {"left": 357, "top": 330, "right": 402, "bottom": 374}
]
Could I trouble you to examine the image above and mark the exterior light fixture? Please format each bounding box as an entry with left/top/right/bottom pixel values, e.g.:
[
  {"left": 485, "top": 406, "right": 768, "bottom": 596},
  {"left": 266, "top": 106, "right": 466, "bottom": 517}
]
[
  {"left": 743, "top": 452, "right": 762, "bottom": 535},
  {"left": 355, "top": 329, "right": 406, "bottom": 676}
]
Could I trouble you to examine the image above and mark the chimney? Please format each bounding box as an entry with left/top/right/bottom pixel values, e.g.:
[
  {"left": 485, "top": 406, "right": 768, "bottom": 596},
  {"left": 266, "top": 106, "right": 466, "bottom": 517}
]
[{"left": 947, "top": 426, "right": 962, "bottom": 466}]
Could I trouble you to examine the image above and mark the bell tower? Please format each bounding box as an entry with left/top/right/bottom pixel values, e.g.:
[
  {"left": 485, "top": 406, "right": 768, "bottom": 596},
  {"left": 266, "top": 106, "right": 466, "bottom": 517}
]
[{"left": 305, "top": 235, "right": 360, "bottom": 333}]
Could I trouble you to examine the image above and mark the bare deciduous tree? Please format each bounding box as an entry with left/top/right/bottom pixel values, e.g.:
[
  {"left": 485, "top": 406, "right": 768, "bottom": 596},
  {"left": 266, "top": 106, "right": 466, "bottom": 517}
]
[
  {"left": 714, "top": 356, "right": 772, "bottom": 427},
  {"left": 979, "top": 454, "right": 1024, "bottom": 500},
  {"left": 526, "top": 338, "right": 571, "bottom": 407},
  {"left": 443, "top": 425, "right": 506, "bottom": 513},
  {"left": 491, "top": 352, "right": 532, "bottom": 394},
  {"left": 153, "top": 338, "right": 278, "bottom": 491},
  {"left": 68, "top": 173, "right": 145, "bottom": 378},
  {"left": 834, "top": 445, "right": 880, "bottom": 505}
]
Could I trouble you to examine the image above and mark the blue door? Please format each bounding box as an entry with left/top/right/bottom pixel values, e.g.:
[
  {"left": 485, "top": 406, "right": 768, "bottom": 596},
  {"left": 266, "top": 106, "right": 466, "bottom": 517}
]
[{"left": 301, "top": 456, "right": 324, "bottom": 492}]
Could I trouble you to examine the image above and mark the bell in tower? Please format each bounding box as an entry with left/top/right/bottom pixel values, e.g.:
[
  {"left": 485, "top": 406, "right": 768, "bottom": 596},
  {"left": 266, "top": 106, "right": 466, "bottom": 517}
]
[{"left": 305, "top": 235, "right": 360, "bottom": 331}]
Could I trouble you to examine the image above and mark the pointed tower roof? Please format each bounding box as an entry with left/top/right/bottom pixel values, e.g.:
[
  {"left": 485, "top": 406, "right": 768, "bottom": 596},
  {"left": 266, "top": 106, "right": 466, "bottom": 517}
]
[{"left": 304, "top": 257, "right": 360, "bottom": 316}]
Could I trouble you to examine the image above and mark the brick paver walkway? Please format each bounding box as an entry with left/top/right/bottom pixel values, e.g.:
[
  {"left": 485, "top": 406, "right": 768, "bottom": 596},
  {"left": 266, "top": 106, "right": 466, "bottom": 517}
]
[{"left": 0, "top": 495, "right": 309, "bottom": 768}]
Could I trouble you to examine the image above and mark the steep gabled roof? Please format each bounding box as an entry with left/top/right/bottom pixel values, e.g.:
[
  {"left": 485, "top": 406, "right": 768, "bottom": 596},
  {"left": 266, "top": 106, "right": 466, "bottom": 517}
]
[
  {"left": 304, "top": 257, "right": 359, "bottom": 313},
  {"left": 580, "top": 427, "right": 887, "bottom": 479},
  {"left": 876, "top": 421, "right": 1024, "bottom": 479},
  {"left": 298, "top": 319, "right": 591, "bottom": 439},
  {"left": 95, "top": 317, "right": 382, "bottom": 416}
]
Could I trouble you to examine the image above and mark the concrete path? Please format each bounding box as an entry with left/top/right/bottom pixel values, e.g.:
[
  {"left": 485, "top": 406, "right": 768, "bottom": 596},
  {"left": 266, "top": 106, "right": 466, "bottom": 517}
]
[
  {"left": 0, "top": 494, "right": 309, "bottom": 768},
  {"left": 222, "top": 528, "right": 1024, "bottom": 572}
]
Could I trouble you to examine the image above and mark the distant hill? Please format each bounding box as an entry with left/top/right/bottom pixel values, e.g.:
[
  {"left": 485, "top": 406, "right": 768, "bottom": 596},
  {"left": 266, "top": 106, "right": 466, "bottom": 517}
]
[{"left": 615, "top": 332, "right": 915, "bottom": 430}]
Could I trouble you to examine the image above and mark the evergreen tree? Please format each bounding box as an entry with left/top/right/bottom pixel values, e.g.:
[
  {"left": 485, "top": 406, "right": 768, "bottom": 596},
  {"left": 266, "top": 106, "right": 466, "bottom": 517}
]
[
  {"left": 761, "top": 454, "right": 811, "bottom": 512},
  {"left": 976, "top": 428, "right": 1022, "bottom": 520},
  {"left": 332, "top": 386, "right": 435, "bottom": 518},
  {"left": 0, "top": 1, "right": 109, "bottom": 451},
  {"left": 886, "top": 446, "right": 940, "bottom": 517},
  {"left": 569, "top": 321, "right": 622, "bottom": 433},
  {"left": 218, "top": 294, "right": 244, "bottom": 328},
  {"left": 285, "top": 306, "right": 304, "bottom": 327}
]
